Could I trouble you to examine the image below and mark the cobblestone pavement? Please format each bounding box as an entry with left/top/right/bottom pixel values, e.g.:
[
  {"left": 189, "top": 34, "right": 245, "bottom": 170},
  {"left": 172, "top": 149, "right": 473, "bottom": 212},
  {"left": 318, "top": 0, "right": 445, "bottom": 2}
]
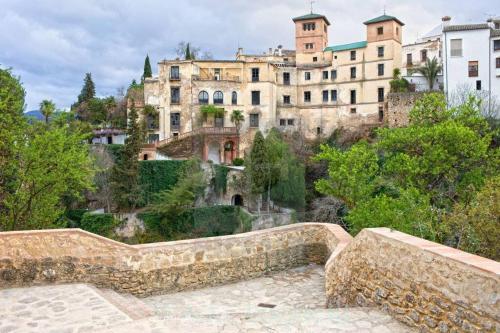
[
  {"left": 144, "top": 264, "right": 327, "bottom": 316},
  {"left": 0, "top": 265, "right": 416, "bottom": 332},
  {"left": 0, "top": 283, "right": 132, "bottom": 333}
]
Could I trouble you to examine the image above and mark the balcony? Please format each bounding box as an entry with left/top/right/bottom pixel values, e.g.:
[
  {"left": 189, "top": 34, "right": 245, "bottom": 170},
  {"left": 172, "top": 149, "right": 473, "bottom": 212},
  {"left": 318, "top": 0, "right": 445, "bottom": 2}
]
[
  {"left": 193, "top": 74, "right": 241, "bottom": 82},
  {"left": 169, "top": 74, "right": 180, "bottom": 81}
]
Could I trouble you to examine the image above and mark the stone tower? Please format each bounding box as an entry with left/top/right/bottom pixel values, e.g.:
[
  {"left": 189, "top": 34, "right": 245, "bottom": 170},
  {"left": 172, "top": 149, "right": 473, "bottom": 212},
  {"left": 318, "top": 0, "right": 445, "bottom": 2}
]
[{"left": 293, "top": 13, "right": 330, "bottom": 64}]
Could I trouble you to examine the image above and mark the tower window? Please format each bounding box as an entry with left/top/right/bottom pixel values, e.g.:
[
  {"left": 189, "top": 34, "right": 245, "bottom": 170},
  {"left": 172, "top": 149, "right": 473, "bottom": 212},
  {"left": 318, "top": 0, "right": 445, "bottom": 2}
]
[
  {"left": 350, "top": 90, "right": 356, "bottom": 104},
  {"left": 313, "top": 56, "right": 318, "bottom": 62},
  {"left": 305, "top": 72, "right": 311, "bottom": 80},
  {"left": 283, "top": 72, "right": 290, "bottom": 85},
  {"left": 251, "top": 68, "right": 260, "bottom": 82},
  {"left": 378, "top": 63, "right": 385, "bottom": 76},
  {"left": 305, "top": 43, "right": 314, "bottom": 50},
  {"left": 350, "top": 50, "right": 356, "bottom": 61},
  {"left": 377, "top": 27, "right": 384, "bottom": 35},
  {"left": 350, "top": 67, "right": 356, "bottom": 79},
  {"left": 378, "top": 87, "right": 384, "bottom": 102},
  {"left": 283, "top": 95, "right": 291, "bottom": 104},
  {"left": 378, "top": 46, "right": 384, "bottom": 57}
]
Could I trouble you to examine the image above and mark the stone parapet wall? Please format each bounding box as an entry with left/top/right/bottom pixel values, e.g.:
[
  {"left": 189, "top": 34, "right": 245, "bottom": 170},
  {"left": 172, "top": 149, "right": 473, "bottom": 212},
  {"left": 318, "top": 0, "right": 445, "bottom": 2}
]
[
  {"left": 0, "top": 223, "right": 351, "bottom": 297},
  {"left": 386, "top": 92, "right": 426, "bottom": 127},
  {"left": 325, "top": 228, "right": 500, "bottom": 332}
]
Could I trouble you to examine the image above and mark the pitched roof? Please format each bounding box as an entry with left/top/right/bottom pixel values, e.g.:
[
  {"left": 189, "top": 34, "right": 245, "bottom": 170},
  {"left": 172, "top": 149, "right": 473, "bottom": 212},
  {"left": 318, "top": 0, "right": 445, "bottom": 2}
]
[
  {"left": 324, "top": 41, "right": 367, "bottom": 52},
  {"left": 292, "top": 13, "right": 331, "bottom": 25},
  {"left": 363, "top": 14, "right": 404, "bottom": 26},
  {"left": 443, "top": 24, "right": 489, "bottom": 32}
]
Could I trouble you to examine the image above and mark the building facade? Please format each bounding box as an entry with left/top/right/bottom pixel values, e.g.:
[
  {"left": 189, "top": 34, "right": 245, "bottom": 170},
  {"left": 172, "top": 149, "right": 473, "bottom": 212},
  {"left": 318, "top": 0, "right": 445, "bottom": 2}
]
[
  {"left": 442, "top": 17, "right": 500, "bottom": 105},
  {"left": 142, "top": 13, "right": 404, "bottom": 163}
]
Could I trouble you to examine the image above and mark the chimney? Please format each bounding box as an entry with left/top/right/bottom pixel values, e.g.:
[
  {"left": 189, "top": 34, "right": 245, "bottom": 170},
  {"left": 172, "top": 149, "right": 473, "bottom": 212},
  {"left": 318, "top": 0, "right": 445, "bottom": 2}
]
[
  {"left": 442, "top": 16, "right": 451, "bottom": 27},
  {"left": 236, "top": 47, "right": 243, "bottom": 58}
]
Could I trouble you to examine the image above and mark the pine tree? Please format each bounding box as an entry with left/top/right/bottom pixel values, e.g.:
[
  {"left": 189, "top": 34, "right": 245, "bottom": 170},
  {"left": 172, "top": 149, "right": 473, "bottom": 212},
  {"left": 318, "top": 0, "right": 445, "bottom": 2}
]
[
  {"left": 143, "top": 55, "right": 152, "bottom": 79},
  {"left": 77, "top": 73, "right": 96, "bottom": 104},
  {"left": 185, "top": 43, "right": 192, "bottom": 60},
  {"left": 110, "top": 102, "right": 144, "bottom": 210}
]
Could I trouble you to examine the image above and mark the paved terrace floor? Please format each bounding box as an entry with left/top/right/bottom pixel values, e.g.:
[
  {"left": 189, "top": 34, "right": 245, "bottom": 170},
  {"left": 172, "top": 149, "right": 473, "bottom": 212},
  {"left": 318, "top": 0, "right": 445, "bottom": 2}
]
[{"left": 0, "top": 265, "right": 415, "bottom": 332}]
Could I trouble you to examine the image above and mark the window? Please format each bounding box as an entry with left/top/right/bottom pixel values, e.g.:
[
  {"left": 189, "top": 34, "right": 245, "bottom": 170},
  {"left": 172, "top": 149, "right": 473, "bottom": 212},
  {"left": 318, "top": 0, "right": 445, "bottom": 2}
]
[
  {"left": 350, "top": 67, "right": 356, "bottom": 79},
  {"left": 283, "top": 95, "right": 291, "bottom": 104},
  {"left": 170, "top": 66, "right": 180, "bottom": 79},
  {"left": 215, "top": 115, "right": 224, "bottom": 128},
  {"left": 496, "top": 57, "right": 500, "bottom": 69},
  {"left": 170, "top": 113, "right": 180, "bottom": 129},
  {"left": 214, "top": 68, "right": 221, "bottom": 80},
  {"left": 421, "top": 49, "right": 428, "bottom": 62},
  {"left": 494, "top": 40, "right": 500, "bottom": 51},
  {"left": 378, "top": 63, "right": 384, "bottom": 76},
  {"left": 450, "top": 39, "right": 462, "bottom": 57},
  {"left": 323, "top": 71, "right": 328, "bottom": 79},
  {"left": 107, "top": 136, "right": 112, "bottom": 144},
  {"left": 284, "top": 58, "right": 289, "bottom": 62},
  {"left": 304, "top": 72, "right": 311, "bottom": 80},
  {"left": 407, "top": 53, "right": 413, "bottom": 65},
  {"left": 304, "top": 91, "right": 311, "bottom": 103},
  {"left": 476, "top": 80, "right": 481, "bottom": 91},
  {"left": 322, "top": 90, "right": 329, "bottom": 102},
  {"left": 377, "top": 27, "right": 384, "bottom": 35},
  {"left": 249, "top": 114, "right": 259, "bottom": 127},
  {"left": 198, "top": 91, "right": 209, "bottom": 104},
  {"left": 495, "top": 23, "right": 500, "bottom": 30},
  {"left": 313, "top": 56, "right": 318, "bottom": 62},
  {"left": 302, "top": 22, "right": 316, "bottom": 31},
  {"left": 350, "top": 108, "right": 357, "bottom": 114},
  {"left": 331, "top": 70, "right": 337, "bottom": 80},
  {"left": 468, "top": 61, "right": 478, "bottom": 77},
  {"left": 378, "top": 46, "right": 384, "bottom": 57},
  {"left": 287, "top": 119, "right": 294, "bottom": 126},
  {"left": 171, "top": 87, "right": 180, "bottom": 104},
  {"left": 305, "top": 43, "right": 314, "bottom": 50},
  {"left": 350, "top": 50, "right": 356, "bottom": 61},
  {"left": 378, "top": 87, "right": 384, "bottom": 102},
  {"left": 316, "top": 127, "right": 321, "bottom": 135},
  {"left": 350, "top": 90, "right": 356, "bottom": 104},
  {"left": 379, "top": 106, "right": 384, "bottom": 121},
  {"left": 213, "top": 91, "right": 223, "bottom": 104},
  {"left": 251, "top": 91, "right": 260, "bottom": 105},
  {"left": 283, "top": 72, "right": 290, "bottom": 85},
  {"left": 251, "top": 68, "right": 259, "bottom": 82},
  {"left": 231, "top": 91, "right": 238, "bottom": 105},
  {"left": 330, "top": 89, "right": 337, "bottom": 102},
  {"left": 280, "top": 119, "right": 286, "bottom": 126}
]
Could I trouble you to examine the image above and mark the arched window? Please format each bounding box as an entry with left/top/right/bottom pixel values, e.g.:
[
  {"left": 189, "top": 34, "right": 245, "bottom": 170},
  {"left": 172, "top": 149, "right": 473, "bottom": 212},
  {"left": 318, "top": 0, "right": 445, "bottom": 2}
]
[
  {"left": 231, "top": 91, "right": 237, "bottom": 105},
  {"left": 213, "top": 91, "right": 223, "bottom": 104},
  {"left": 198, "top": 91, "right": 209, "bottom": 104}
]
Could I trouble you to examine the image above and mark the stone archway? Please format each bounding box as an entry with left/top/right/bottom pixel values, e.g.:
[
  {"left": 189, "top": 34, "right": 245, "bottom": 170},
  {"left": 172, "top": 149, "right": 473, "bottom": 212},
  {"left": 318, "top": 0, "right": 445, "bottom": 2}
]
[
  {"left": 207, "top": 141, "right": 220, "bottom": 164},
  {"left": 232, "top": 194, "right": 244, "bottom": 206}
]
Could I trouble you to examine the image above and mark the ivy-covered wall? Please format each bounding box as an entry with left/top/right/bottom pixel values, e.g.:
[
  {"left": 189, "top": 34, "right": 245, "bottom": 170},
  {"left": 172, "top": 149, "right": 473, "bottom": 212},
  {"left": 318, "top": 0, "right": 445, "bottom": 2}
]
[{"left": 138, "top": 160, "right": 186, "bottom": 205}]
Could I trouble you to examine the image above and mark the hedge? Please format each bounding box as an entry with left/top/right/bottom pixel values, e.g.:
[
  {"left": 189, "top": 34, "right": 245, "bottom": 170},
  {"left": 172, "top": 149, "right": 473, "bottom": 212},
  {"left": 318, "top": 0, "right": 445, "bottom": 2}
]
[
  {"left": 80, "top": 213, "right": 119, "bottom": 237},
  {"left": 138, "top": 160, "right": 186, "bottom": 205},
  {"left": 138, "top": 205, "right": 253, "bottom": 241}
]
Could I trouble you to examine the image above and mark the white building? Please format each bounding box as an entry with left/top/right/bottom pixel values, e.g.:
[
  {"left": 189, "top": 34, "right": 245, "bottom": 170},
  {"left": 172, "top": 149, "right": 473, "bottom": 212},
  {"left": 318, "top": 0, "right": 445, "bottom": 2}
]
[
  {"left": 91, "top": 128, "right": 126, "bottom": 145},
  {"left": 442, "top": 17, "right": 500, "bottom": 107},
  {"left": 402, "top": 23, "right": 443, "bottom": 91}
]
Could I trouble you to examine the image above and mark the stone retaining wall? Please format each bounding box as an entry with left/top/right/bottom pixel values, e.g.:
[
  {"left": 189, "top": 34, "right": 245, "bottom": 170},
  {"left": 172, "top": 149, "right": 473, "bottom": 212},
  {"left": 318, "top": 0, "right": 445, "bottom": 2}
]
[
  {"left": 0, "top": 223, "right": 351, "bottom": 297},
  {"left": 325, "top": 228, "right": 500, "bottom": 332}
]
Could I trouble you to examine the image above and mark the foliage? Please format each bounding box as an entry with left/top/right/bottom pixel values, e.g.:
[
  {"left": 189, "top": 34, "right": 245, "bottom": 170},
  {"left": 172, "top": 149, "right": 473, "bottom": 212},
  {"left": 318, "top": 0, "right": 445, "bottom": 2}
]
[
  {"left": 230, "top": 110, "right": 245, "bottom": 130},
  {"left": 142, "top": 54, "right": 152, "bottom": 80},
  {"left": 314, "top": 93, "right": 498, "bottom": 251},
  {"left": 200, "top": 105, "right": 224, "bottom": 118},
  {"left": 110, "top": 105, "right": 145, "bottom": 210},
  {"left": 410, "top": 57, "right": 442, "bottom": 90},
  {"left": 213, "top": 164, "right": 230, "bottom": 195},
  {"left": 389, "top": 68, "right": 410, "bottom": 93},
  {"left": 39, "top": 99, "right": 56, "bottom": 124},
  {"left": 270, "top": 157, "right": 306, "bottom": 211},
  {"left": 246, "top": 131, "right": 268, "bottom": 194},
  {"left": 146, "top": 159, "right": 206, "bottom": 231},
  {"left": 142, "top": 105, "right": 159, "bottom": 130},
  {"left": 138, "top": 160, "right": 186, "bottom": 205},
  {"left": 80, "top": 213, "right": 118, "bottom": 237},
  {"left": 103, "top": 144, "right": 125, "bottom": 162},
  {"left": 77, "top": 73, "right": 96, "bottom": 104},
  {"left": 232, "top": 157, "right": 244, "bottom": 166},
  {"left": 443, "top": 176, "right": 500, "bottom": 260},
  {"left": 64, "top": 209, "right": 88, "bottom": 227}
]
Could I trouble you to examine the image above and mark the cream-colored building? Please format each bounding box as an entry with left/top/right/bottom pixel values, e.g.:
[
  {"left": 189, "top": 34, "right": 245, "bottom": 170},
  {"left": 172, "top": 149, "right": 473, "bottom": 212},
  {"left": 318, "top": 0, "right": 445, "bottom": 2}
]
[{"left": 142, "top": 13, "right": 404, "bottom": 163}]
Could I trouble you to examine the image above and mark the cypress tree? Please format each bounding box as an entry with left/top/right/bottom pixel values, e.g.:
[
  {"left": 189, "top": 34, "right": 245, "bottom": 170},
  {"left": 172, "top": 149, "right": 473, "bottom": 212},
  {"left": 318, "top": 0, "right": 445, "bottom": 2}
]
[
  {"left": 143, "top": 55, "right": 152, "bottom": 79},
  {"left": 185, "top": 43, "right": 192, "bottom": 60},
  {"left": 247, "top": 131, "right": 268, "bottom": 195},
  {"left": 77, "top": 73, "right": 96, "bottom": 104}
]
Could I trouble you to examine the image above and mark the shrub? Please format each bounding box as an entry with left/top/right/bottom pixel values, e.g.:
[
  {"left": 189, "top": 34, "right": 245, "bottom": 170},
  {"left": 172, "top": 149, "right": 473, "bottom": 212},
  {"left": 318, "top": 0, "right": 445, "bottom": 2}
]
[
  {"left": 80, "top": 213, "right": 118, "bottom": 236},
  {"left": 232, "top": 157, "right": 244, "bottom": 166}
]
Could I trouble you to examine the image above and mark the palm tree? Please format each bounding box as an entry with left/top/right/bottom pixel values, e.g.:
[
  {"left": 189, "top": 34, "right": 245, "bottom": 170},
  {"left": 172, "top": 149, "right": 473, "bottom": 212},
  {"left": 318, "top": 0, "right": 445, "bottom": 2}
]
[
  {"left": 39, "top": 100, "right": 56, "bottom": 124},
  {"left": 230, "top": 110, "right": 245, "bottom": 157},
  {"left": 412, "top": 57, "right": 442, "bottom": 91}
]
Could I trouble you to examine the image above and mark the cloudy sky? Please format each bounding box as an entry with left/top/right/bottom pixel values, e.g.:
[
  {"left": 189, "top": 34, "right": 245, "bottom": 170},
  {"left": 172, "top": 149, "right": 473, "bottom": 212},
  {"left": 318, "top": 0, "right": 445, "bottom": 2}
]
[{"left": 0, "top": 0, "right": 496, "bottom": 110}]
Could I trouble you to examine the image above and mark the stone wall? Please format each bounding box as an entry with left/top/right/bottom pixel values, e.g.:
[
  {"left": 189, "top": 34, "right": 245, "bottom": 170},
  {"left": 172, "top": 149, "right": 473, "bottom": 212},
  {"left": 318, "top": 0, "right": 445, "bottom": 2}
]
[
  {"left": 325, "top": 228, "right": 500, "bottom": 332},
  {"left": 0, "top": 223, "right": 351, "bottom": 297},
  {"left": 386, "top": 92, "right": 426, "bottom": 127}
]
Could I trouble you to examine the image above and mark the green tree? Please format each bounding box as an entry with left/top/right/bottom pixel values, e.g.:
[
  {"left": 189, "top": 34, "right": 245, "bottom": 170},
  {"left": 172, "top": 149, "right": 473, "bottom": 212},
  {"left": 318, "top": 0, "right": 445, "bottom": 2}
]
[
  {"left": 246, "top": 131, "right": 268, "bottom": 196},
  {"left": 389, "top": 68, "right": 410, "bottom": 92},
  {"left": 110, "top": 104, "right": 145, "bottom": 210},
  {"left": 185, "top": 43, "right": 193, "bottom": 60},
  {"left": 411, "top": 57, "right": 442, "bottom": 91},
  {"left": 77, "top": 73, "right": 96, "bottom": 104},
  {"left": 39, "top": 99, "right": 56, "bottom": 124},
  {"left": 230, "top": 110, "right": 245, "bottom": 155},
  {"left": 143, "top": 54, "right": 152, "bottom": 80}
]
